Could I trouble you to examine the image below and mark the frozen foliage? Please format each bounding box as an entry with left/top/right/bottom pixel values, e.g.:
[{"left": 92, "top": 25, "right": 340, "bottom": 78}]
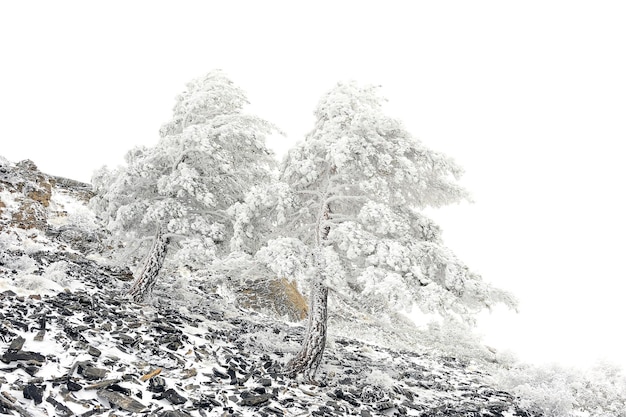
[
  {"left": 232, "top": 81, "right": 516, "bottom": 379},
  {"left": 495, "top": 361, "right": 626, "bottom": 417},
  {"left": 91, "top": 71, "right": 278, "bottom": 287}
]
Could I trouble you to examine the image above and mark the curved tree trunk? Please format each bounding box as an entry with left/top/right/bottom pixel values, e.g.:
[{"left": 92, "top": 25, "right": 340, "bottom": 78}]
[
  {"left": 128, "top": 226, "right": 169, "bottom": 302},
  {"left": 288, "top": 200, "right": 332, "bottom": 381},
  {"left": 287, "top": 279, "right": 329, "bottom": 381}
]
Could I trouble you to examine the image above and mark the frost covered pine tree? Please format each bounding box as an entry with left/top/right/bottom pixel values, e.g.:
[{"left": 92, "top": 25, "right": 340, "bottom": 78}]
[
  {"left": 91, "top": 70, "right": 277, "bottom": 301},
  {"left": 232, "top": 82, "right": 516, "bottom": 381}
]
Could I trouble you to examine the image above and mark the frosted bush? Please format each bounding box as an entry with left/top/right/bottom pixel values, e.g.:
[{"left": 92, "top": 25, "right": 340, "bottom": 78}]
[
  {"left": 14, "top": 274, "right": 63, "bottom": 292},
  {"left": 44, "top": 261, "right": 71, "bottom": 287},
  {"left": 4, "top": 253, "right": 39, "bottom": 275},
  {"left": 366, "top": 368, "right": 396, "bottom": 390},
  {"left": 495, "top": 362, "right": 626, "bottom": 417}
]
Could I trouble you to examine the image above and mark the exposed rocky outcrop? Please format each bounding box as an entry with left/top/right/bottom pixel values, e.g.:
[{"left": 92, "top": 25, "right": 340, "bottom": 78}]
[
  {"left": 0, "top": 277, "right": 536, "bottom": 417},
  {"left": 0, "top": 158, "right": 101, "bottom": 253},
  {"left": 239, "top": 277, "right": 309, "bottom": 321}
]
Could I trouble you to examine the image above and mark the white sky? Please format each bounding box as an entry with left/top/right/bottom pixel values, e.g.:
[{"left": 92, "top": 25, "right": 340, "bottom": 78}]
[{"left": 2, "top": 1, "right": 625, "bottom": 370}]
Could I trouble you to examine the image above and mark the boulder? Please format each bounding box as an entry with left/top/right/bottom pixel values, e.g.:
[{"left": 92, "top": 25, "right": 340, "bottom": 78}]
[{"left": 239, "top": 278, "right": 308, "bottom": 321}]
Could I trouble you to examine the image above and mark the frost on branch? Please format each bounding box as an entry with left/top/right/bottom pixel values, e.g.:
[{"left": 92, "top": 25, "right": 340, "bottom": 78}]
[
  {"left": 231, "top": 81, "right": 516, "bottom": 378},
  {"left": 91, "top": 70, "right": 277, "bottom": 295}
]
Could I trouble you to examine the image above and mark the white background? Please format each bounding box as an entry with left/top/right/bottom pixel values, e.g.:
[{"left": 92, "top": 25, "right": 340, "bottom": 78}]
[{"left": 2, "top": 1, "right": 625, "bottom": 369}]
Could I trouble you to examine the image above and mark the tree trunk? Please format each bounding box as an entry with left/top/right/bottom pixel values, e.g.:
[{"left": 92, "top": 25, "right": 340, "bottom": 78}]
[
  {"left": 128, "top": 226, "right": 169, "bottom": 302},
  {"left": 288, "top": 199, "right": 332, "bottom": 381},
  {"left": 287, "top": 279, "right": 329, "bottom": 381}
]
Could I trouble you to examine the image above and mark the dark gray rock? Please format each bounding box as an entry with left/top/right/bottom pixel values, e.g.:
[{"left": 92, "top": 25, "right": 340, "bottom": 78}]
[
  {"left": 23, "top": 383, "right": 44, "bottom": 404},
  {"left": 154, "top": 322, "right": 177, "bottom": 333},
  {"left": 166, "top": 340, "right": 182, "bottom": 350},
  {"left": 1, "top": 350, "right": 45, "bottom": 363},
  {"left": 8, "top": 336, "right": 25, "bottom": 351},
  {"left": 239, "top": 393, "right": 272, "bottom": 406},
  {"left": 160, "top": 411, "right": 191, "bottom": 417},
  {"left": 213, "top": 367, "right": 229, "bottom": 379},
  {"left": 82, "top": 366, "right": 108, "bottom": 380},
  {"left": 148, "top": 376, "right": 166, "bottom": 393},
  {"left": 98, "top": 389, "right": 146, "bottom": 413},
  {"left": 67, "top": 380, "right": 83, "bottom": 391},
  {"left": 87, "top": 345, "right": 101, "bottom": 357},
  {"left": 159, "top": 388, "right": 187, "bottom": 405},
  {"left": 46, "top": 395, "right": 74, "bottom": 417}
]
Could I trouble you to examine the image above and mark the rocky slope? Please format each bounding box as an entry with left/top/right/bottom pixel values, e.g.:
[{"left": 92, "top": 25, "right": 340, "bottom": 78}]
[{"left": 0, "top": 158, "right": 538, "bottom": 417}]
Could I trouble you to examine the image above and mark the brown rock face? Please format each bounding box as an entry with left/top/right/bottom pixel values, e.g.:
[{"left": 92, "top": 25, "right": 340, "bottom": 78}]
[
  {"left": 239, "top": 278, "right": 308, "bottom": 322},
  {"left": 0, "top": 158, "right": 93, "bottom": 232},
  {"left": 7, "top": 160, "right": 55, "bottom": 230}
]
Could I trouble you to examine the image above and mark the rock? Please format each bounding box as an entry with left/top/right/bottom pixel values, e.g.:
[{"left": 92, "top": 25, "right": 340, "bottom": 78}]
[
  {"left": 239, "top": 278, "right": 309, "bottom": 321},
  {"left": 98, "top": 389, "right": 146, "bottom": 413},
  {"left": 116, "top": 333, "right": 135, "bottom": 345},
  {"left": 82, "top": 366, "right": 108, "bottom": 380},
  {"left": 1, "top": 350, "right": 45, "bottom": 364},
  {"left": 148, "top": 376, "right": 167, "bottom": 393},
  {"left": 85, "top": 379, "right": 121, "bottom": 390},
  {"left": 154, "top": 322, "right": 177, "bottom": 333},
  {"left": 67, "top": 380, "right": 83, "bottom": 391},
  {"left": 166, "top": 340, "right": 182, "bottom": 350},
  {"left": 23, "top": 383, "right": 44, "bottom": 404},
  {"left": 160, "top": 411, "right": 191, "bottom": 417},
  {"left": 182, "top": 368, "right": 197, "bottom": 379},
  {"left": 87, "top": 345, "right": 101, "bottom": 357},
  {"left": 213, "top": 367, "right": 229, "bottom": 379},
  {"left": 46, "top": 395, "right": 74, "bottom": 417},
  {"left": 8, "top": 336, "right": 25, "bottom": 351},
  {"left": 159, "top": 388, "right": 187, "bottom": 405},
  {"left": 239, "top": 393, "right": 272, "bottom": 406}
]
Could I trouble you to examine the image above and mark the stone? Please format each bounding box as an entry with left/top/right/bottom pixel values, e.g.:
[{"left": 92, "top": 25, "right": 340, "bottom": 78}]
[
  {"left": 182, "top": 368, "right": 197, "bottom": 379},
  {"left": 46, "top": 395, "right": 74, "bottom": 417},
  {"left": 239, "top": 393, "right": 272, "bottom": 406},
  {"left": 259, "top": 378, "right": 272, "bottom": 387},
  {"left": 82, "top": 366, "right": 108, "bottom": 380},
  {"left": 213, "top": 367, "right": 229, "bottom": 379},
  {"left": 8, "top": 336, "right": 25, "bottom": 352},
  {"left": 160, "top": 411, "right": 191, "bottom": 417},
  {"left": 116, "top": 333, "right": 135, "bottom": 345},
  {"left": 85, "top": 379, "right": 121, "bottom": 390},
  {"left": 22, "top": 384, "right": 43, "bottom": 404},
  {"left": 67, "top": 380, "right": 83, "bottom": 391},
  {"left": 160, "top": 388, "right": 187, "bottom": 405},
  {"left": 166, "top": 340, "right": 182, "bottom": 350},
  {"left": 148, "top": 376, "right": 166, "bottom": 393},
  {"left": 238, "top": 278, "right": 309, "bottom": 321},
  {"left": 1, "top": 350, "right": 45, "bottom": 364},
  {"left": 87, "top": 345, "right": 101, "bottom": 357},
  {"left": 154, "top": 322, "right": 177, "bottom": 333},
  {"left": 98, "top": 389, "right": 146, "bottom": 413}
]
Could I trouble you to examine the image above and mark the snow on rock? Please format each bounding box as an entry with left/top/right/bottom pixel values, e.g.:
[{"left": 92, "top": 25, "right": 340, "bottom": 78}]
[
  {"left": 0, "top": 157, "right": 538, "bottom": 416},
  {"left": 0, "top": 283, "right": 536, "bottom": 417}
]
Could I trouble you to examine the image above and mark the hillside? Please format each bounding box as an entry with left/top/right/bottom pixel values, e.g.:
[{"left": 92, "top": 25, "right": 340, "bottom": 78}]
[{"left": 0, "top": 156, "right": 585, "bottom": 416}]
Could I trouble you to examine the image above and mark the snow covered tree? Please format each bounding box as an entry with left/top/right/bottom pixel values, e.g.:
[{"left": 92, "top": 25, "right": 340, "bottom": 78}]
[
  {"left": 232, "top": 82, "right": 516, "bottom": 380},
  {"left": 91, "top": 70, "right": 277, "bottom": 301}
]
